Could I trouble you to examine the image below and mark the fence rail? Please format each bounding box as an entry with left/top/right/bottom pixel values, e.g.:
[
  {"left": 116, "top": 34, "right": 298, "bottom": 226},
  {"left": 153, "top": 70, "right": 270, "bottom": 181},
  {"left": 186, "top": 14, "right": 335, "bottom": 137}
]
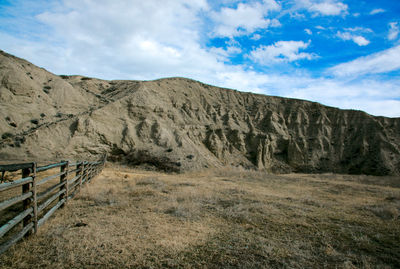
[{"left": 0, "top": 156, "right": 106, "bottom": 255}]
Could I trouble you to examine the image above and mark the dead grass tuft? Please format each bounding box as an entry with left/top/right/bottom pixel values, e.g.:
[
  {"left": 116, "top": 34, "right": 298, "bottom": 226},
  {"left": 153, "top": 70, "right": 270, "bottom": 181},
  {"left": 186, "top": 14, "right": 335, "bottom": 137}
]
[
  {"left": 366, "top": 204, "right": 399, "bottom": 220},
  {"left": 135, "top": 176, "right": 162, "bottom": 186}
]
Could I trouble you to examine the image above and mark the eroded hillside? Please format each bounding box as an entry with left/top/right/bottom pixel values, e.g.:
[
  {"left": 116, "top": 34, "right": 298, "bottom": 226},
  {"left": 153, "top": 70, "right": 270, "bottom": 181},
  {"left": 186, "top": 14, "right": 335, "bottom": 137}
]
[{"left": 0, "top": 50, "right": 399, "bottom": 175}]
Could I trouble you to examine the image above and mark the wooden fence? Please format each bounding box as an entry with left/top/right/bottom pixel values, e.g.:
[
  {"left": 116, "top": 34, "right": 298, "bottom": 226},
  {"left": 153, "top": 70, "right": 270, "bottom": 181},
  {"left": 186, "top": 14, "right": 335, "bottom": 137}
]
[{"left": 0, "top": 156, "right": 106, "bottom": 255}]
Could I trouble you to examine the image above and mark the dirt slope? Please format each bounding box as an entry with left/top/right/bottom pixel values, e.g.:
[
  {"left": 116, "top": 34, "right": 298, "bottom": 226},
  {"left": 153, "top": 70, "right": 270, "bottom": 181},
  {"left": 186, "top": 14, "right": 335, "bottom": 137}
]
[{"left": 0, "top": 50, "right": 399, "bottom": 175}]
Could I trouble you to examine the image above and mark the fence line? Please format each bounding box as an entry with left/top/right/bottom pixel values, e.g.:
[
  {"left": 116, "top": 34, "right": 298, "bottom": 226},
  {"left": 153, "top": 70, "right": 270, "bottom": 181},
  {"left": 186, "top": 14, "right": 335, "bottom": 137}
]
[{"left": 0, "top": 155, "right": 106, "bottom": 255}]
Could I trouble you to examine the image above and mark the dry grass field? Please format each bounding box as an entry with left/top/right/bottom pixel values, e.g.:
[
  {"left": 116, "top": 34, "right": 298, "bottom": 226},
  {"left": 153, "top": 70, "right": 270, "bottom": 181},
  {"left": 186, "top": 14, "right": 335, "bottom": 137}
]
[{"left": 1, "top": 165, "right": 399, "bottom": 268}]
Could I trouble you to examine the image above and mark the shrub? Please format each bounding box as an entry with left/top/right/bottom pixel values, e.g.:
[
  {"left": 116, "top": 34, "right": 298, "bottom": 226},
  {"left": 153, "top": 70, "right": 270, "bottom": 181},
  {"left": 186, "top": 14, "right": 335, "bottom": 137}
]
[
  {"left": 43, "top": 86, "right": 51, "bottom": 94},
  {"left": 14, "top": 136, "right": 25, "bottom": 144},
  {"left": 30, "top": 119, "right": 39, "bottom": 125},
  {"left": 2, "top": 132, "right": 13, "bottom": 139}
]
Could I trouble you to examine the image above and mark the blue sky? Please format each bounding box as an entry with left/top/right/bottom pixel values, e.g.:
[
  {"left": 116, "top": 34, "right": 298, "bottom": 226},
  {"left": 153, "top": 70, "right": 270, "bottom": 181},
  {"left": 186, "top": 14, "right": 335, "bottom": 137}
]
[{"left": 0, "top": 0, "right": 399, "bottom": 117}]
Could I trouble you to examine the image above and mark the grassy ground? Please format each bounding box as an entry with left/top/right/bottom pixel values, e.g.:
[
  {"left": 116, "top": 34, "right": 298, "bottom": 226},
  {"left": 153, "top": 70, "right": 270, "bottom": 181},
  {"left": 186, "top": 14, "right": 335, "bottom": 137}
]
[{"left": 1, "top": 165, "right": 399, "bottom": 268}]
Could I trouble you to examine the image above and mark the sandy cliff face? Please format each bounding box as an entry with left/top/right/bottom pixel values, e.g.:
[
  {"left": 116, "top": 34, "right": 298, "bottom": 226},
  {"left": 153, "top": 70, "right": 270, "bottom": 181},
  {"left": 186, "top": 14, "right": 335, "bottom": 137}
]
[{"left": 1, "top": 50, "right": 399, "bottom": 175}]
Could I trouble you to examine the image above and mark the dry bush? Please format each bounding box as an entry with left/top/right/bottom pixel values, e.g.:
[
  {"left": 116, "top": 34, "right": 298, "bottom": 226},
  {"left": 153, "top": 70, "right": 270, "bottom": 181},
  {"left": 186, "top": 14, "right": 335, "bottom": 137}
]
[
  {"left": 136, "top": 176, "right": 164, "bottom": 187},
  {"left": 366, "top": 204, "right": 399, "bottom": 220}
]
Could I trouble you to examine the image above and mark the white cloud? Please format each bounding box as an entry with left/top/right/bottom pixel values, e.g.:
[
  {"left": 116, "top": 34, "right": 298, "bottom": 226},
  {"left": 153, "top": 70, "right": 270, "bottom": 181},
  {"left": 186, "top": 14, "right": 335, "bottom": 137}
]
[
  {"left": 329, "top": 45, "right": 400, "bottom": 77},
  {"left": 305, "top": 28, "right": 312, "bottom": 35},
  {"left": 270, "top": 18, "right": 282, "bottom": 27},
  {"left": 250, "top": 40, "right": 317, "bottom": 64},
  {"left": 227, "top": 46, "right": 242, "bottom": 54},
  {"left": 296, "top": 0, "right": 348, "bottom": 16},
  {"left": 370, "top": 8, "right": 385, "bottom": 15},
  {"left": 388, "top": 22, "right": 399, "bottom": 41},
  {"left": 344, "top": 27, "right": 373, "bottom": 33},
  {"left": 351, "top": 36, "right": 370, "bottom": 46},
  {"left": 211, "top": 0, "right": 281, "bottom": 37},
  {"left": 251, "top": 34, "right": 262, "bottom": 40},
  {"left": 37, "top": 0, "right": 208, "bottom": 48},
  {"left": 337, "top": 31, "right": 370, "bottom": 46},
  {"left": 289, "top": 12, "right": 306, "bottom": 19},
  {"left": 287, "top": 78, "right": 400, "bottom": 117},
  {"left": 210, "top": 45, "right": 242, "bottom": 62},
  {"left": 20, "top": 0, "right": 215, "bottom": 80},
  {"left": 310, "top": 2, "right": 347, "bottom": 16},
  {"left": 218, "top": 71, "right": 400, "bottom": 118}
]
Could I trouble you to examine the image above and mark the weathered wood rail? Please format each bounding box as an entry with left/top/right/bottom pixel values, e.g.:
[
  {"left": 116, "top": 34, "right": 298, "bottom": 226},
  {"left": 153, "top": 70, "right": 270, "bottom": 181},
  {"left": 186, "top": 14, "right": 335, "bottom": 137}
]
[{"left": 0, "top": 156, "right": 106, "bottom": 255}]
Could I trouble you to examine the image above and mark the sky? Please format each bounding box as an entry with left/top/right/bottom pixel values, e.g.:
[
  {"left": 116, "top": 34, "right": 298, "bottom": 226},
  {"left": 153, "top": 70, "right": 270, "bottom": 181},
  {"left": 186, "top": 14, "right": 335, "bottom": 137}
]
[{"left": 0, "top": 0, "right": 399, "bottom": 117}]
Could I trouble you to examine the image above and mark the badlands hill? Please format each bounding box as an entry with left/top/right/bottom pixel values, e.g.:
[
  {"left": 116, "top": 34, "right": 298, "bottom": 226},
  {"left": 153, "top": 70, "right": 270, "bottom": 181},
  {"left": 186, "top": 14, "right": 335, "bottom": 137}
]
[{"left": 0, "top": 50, "right": 399, "bottom": 175}]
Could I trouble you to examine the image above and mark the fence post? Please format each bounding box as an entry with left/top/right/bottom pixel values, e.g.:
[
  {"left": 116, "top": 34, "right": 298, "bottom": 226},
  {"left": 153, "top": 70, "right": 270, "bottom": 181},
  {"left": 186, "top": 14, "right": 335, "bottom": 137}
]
[
  {"left": 83, "top": 161, "right": 88, "bottom": 184},
  {"left": 92, "top": 163, "right": 95, "bottom": 180},
  {"left": 88, "top": 163, "right": 92, "bottom": 183},
  {"left": 103, "top": 154, "right": 107, "bottom": 169},
  {"left": 77, "top": 161, "right": 83, "bottom": 190},
  {"left": 32, "top": 163, "right": 38, "bottom": 234},
  {"left": 22, "top": 163, "right": 34, "bottom": 237},
  {"left": 60, "top": 161, "right": 69, "bottom": 207}
]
